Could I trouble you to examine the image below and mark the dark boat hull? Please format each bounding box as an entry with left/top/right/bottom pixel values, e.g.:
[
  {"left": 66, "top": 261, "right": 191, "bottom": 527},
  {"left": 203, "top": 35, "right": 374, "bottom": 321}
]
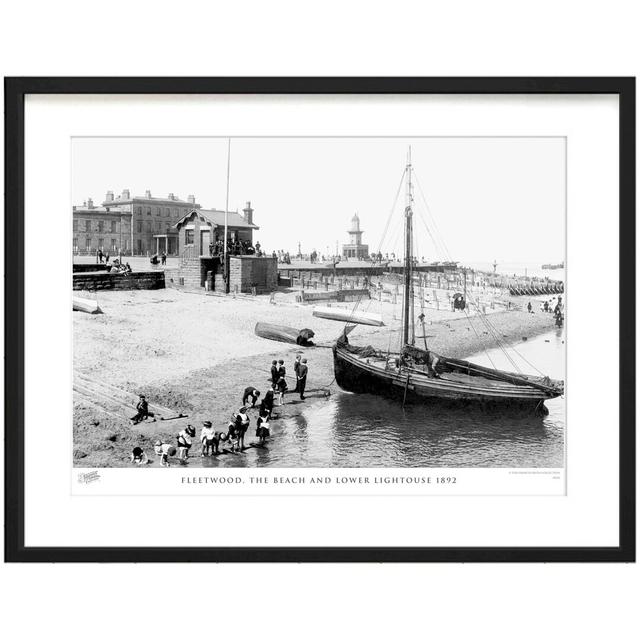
[{"left": 333, "top": 344, "right": 561, "bottom": 411}]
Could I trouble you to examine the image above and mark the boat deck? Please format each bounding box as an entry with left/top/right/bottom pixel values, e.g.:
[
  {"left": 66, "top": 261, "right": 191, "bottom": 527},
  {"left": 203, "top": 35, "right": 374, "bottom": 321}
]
[{"left": 335, "top": 345, "right": 560, "bottom": 403}]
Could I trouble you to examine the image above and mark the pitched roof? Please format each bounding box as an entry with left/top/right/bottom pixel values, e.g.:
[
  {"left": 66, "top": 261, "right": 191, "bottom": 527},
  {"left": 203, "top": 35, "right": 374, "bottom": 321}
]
[{"left": 175, "top": 208, "right": 259, "bottom": 230}]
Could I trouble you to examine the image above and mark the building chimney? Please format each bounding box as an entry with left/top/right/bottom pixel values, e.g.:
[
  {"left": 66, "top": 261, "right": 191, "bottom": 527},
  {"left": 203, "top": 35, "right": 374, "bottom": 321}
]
[
  {"left": 87, "top": 198, "right": 94, "bottom": 209},
  {"left": 105, "top": 190, "right": 114, "bottom": 202},
  {"left": 168, "top": 193, "right": 174, "bottom": 200},
  {"left": 243, "top": 200, "right": 254, "bottom": 225},
  {"left": 122, "top": 189, "right": 130, "bottom": 200},
  {"left": 187, "top": 194, "right": 195, "bottom": 205},
  {"left": 145, "top": 190, "right": 152, "bottom": 199}
]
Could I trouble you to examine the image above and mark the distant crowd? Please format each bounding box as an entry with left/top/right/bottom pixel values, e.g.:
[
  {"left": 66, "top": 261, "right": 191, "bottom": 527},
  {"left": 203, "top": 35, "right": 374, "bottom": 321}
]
[
  {"left": 526, "top": 295, "right": 564, "bottom": 327},
  {"left": 95, "top": 249, "right": 133, "bottom": 274},
  {"left": 128, "top": 354, "right": 310, "bottom": 466}
]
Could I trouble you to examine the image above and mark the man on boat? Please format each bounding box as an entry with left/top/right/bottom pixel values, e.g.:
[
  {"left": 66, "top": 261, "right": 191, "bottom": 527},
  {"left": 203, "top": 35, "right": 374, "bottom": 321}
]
[{"left": 402, "top": 345, "right": 440, "bottom": 379}]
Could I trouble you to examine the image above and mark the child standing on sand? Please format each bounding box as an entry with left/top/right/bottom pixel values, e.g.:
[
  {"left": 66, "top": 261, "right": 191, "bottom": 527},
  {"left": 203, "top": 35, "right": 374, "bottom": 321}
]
[
  {"left": 256, "top": 414, "right": 270, "bottom": 445},
  {"left": 276, "top": 375, "right": 287, "bottom": 405},
  {"left": 270, "top": 360, "right": 279, "bottom": 388},
  {"left": 177, "top": 425, "right": 196, "bottom": 460},
  {"left": 200, "top": 421, "right": 217, "bottom": 456},
  {"left": 234, "top": 407, "right": 250, "bottom": 450}
]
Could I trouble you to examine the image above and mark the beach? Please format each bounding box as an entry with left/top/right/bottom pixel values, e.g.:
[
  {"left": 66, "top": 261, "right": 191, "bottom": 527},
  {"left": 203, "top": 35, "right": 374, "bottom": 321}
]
[{"left": 73, "top": 287, "right": 560, "bottom": 467}]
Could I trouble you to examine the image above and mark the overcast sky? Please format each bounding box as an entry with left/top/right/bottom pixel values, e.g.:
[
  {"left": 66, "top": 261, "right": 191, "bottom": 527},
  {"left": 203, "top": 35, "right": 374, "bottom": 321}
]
[{"left": 72, "top": 137, "right": 565, "bottom": 266}]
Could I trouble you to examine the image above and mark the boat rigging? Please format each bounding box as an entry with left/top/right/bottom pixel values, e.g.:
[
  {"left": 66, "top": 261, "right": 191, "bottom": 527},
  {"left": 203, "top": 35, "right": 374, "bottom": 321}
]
[{"left": 332, "top": 147, "right": 564, "bottom": 411}]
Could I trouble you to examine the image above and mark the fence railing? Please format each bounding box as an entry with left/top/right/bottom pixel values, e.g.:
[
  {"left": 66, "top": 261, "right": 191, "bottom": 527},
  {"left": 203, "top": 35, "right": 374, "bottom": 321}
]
[{"left": 181, "top": 245, "right": 197, "bottom": 265}]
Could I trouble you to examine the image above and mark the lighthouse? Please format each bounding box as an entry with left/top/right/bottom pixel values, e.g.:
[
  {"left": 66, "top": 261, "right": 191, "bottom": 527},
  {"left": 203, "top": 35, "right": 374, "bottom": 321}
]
[{"left": 341, "top": 213, "right": 369, "bottom": 260}]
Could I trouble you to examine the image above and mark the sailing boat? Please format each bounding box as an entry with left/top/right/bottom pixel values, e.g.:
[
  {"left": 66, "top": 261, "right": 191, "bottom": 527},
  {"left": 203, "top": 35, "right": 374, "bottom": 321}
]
[{"left": 332, "top": 149, "right": 564, "bottom": 411}]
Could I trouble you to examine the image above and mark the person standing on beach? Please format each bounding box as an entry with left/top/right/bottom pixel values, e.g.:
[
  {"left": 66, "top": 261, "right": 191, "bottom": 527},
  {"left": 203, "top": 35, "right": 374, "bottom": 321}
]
[
  {"left": 270, "top": 360, "right": 279, "bottom": 388},
  {"left": 231, "top": 407, "right": 250, "bottom": 450},
  {"left": 260, "top": 388, "right": 275, "bottom": 418},
  {"left": 255, "top": 414, "right": 270, "bottom": 445},
  {"left": 276, "top": 375, "right": 288, "bottom": 405},
  {"left": 177, "top": 425, "right": 196, "bottom": 460},
  {"left": 297, "top": 358, "right": 308, "bottom": 400},
  {"left": 277, "top": 359, "right": 286, "bottom": 384},
  {"left": 200, "top": 421, "right": 217, "bottom": 456},
  {"left": 293, "top": 355, "right": 302, "bottom": 393}
]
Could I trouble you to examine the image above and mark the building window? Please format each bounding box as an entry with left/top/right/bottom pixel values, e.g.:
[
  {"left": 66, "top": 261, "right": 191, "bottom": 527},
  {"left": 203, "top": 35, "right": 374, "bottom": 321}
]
[
  {"left": 73, "top": 219, "right": 78, "bottom": 232},
  {"left": 156, "top": 221, "right": 161, "bottom": 231},
  {"left": 85, "top": 238, "right": 91, "bottom": 251},
  {"left": 174, "top": 208, "right": 179, "bottom": 217},
  {"left": 185, "top": 229, "right": 194, "bottom": 245},
  {"left": 111, "top": 239, "right": 118, "bottom": 252},
  {"left": 137, "top": 221, "right": 142, "bottom": 233},
  {"left": 98, "top": 221, "right": 104, "bottom": 233},
  {"left": 146, "top": 207, "right": 151, "bottom": 216},
  {"left": 111, "top": 221, "right": 117, "bottom": 233},
  {"left": 85, "top": 220, "right": 91, "bottom": 232},
  {"left": 73, "top": 237, "right": 78, "bottom": 251},
  {"left": 136, "top": 206, "right": 142, "bottom": 214},
  {"left": 98, "top": 238, "right": 104, "bottom": 249},
  {"left": 137, "top": 239, "right": 142, "bottom": 254},
  {"left": 146, "top": 221, "right": 152, "bottom": 232}
]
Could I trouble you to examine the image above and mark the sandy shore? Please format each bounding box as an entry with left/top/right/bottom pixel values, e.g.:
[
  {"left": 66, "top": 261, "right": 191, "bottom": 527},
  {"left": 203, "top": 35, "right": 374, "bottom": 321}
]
[{"left": 73, "top": 287, "right": 559, "bottom": 467}]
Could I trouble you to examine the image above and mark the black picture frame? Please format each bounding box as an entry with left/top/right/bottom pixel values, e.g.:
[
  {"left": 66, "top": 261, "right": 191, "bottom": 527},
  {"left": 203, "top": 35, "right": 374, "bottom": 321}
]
[{"left": 4, "top": 77, "right": 635, "bottom": 563}]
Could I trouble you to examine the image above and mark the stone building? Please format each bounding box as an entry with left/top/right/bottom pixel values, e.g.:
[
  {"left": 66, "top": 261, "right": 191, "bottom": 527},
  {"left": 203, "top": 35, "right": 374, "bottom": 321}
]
[
  {"left": 72, "top": 198, "right": 130, "bottom": 256},
  {"left": 168, "top": 201, "right": 278, "bottom": 294},
  {"left": 174, "top": 201, "right": 257, "bottom": 256},
  {"left": 342, "top": 213, "right": 369, "bottom": 260},
  {"left": 72, "top": 189, "right": 201, "bottom": 256}
]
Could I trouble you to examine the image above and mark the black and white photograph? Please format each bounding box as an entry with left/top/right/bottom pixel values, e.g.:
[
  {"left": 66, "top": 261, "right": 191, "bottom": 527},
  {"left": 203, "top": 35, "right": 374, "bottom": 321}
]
[
  {"left": 72, "top": 136, "right": 566, "bottom": 472},
  {"left": 6, "top": 75, "right": 632, "bottom": 563}
]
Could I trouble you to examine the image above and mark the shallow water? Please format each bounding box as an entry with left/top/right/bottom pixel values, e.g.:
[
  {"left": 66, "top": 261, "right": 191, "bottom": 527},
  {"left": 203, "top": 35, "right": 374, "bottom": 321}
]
[{"left": 201, "top": 330, "right": 565, "bottom": 469}]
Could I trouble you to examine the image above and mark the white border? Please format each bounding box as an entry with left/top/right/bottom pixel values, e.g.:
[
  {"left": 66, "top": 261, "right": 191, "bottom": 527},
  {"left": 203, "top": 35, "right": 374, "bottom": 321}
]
[{"left": 24, "top": 94, "right": 619, "bottom": 547}]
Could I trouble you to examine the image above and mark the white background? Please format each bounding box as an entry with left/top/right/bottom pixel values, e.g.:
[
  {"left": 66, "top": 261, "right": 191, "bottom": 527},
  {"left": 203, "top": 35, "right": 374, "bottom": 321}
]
[
  {"left": 1, "top": 2, "right": 638, "bottom": 640},
  {"left": 27, "top": 94, "right": 607, "bottom": 546}
]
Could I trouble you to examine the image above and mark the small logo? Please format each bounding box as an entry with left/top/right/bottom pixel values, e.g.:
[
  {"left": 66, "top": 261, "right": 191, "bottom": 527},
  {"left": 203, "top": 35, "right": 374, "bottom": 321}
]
[{"left": 78, "top": 470, "right": 101, "bottom": 484}]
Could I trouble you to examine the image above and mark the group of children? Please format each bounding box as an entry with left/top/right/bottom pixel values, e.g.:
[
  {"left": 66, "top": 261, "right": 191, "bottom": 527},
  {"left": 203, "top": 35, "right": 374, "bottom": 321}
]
[
  {"left": 130, "top": 384, "right": 283, "bottom": 467},
  {"left": 129, "top": 355, "right": 309, "bottom": 466},
  {"left": 270, "top": 355, "right": 309, "bottom": 402}
]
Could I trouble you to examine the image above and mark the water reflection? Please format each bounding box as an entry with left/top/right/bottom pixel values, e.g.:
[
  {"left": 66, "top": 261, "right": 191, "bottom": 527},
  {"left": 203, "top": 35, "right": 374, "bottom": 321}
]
[{"left": 200, "top": 331, "right": 564, "bottom": 469}]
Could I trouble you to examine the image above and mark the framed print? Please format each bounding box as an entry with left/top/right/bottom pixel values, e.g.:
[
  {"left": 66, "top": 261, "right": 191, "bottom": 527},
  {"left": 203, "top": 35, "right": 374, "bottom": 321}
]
[{"left": 4, "top": 77, "right": 635, "bottom": 562}]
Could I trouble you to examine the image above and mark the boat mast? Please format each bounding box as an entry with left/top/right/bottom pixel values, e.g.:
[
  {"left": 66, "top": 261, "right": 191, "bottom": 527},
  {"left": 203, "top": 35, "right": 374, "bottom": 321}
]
[{"left": 402, "top": 147, "right": 415, "bottom": 346}]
